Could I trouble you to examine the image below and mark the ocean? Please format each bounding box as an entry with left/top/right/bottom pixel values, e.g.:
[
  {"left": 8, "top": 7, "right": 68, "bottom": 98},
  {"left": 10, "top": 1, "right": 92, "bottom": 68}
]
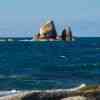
[{"left": 0, "top": 37, "right": 99, "bottom": 91}]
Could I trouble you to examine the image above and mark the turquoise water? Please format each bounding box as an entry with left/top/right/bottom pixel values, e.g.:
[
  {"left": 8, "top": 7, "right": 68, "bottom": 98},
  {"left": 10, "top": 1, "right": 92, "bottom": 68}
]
[{"left": 0, "top": 37, "right": 99, "bottom": 90}]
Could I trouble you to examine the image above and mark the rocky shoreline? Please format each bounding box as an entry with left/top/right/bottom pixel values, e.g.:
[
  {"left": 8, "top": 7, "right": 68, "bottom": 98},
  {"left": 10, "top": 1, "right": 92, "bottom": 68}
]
[{"left": 0, "top": 85, "right": 100, "bottom": 100}]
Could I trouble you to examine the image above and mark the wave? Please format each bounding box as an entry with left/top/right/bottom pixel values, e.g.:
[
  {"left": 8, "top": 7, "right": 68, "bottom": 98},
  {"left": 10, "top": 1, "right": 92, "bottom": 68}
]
[
  {"left": 0, "top": 39, "right": 6, "bottom": 42},
  {"left": 0, "top": 84, "right": 86, "bottom": 97},
  {"left": 18, "top": 39, "right": 34, "bottom": 42},
  {"left": 0, "top": 90, "right": 20, "bottom": 97},
  {"left": 59, "top": 56, "right": 66, "bottom": 58},
  {"left": 45, "top": 83, "right": 86, "bottom": 92},
  {"left": 0, "top": 74, "right": 29, "bottom": 79},
  {"left": 0, "top": 39, "right": 34, "bottom": 42}
]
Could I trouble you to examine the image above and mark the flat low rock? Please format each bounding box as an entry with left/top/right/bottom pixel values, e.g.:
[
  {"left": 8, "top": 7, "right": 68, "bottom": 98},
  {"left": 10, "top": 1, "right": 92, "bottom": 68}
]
[{"left": 61, "top": 96, "right": 87, "bottom": 100}]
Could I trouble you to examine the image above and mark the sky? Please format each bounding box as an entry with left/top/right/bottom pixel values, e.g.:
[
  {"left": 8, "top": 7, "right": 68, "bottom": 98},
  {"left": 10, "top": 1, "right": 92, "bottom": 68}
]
[{"left": 0, "top": 0, "right": 100, "bottom": 37}]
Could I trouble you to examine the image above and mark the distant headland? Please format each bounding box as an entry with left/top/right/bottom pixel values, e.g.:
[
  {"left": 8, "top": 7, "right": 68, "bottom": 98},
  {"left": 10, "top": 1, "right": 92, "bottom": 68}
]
[{"left": 33, "top": 20, "right": 74, "bottom": 41}]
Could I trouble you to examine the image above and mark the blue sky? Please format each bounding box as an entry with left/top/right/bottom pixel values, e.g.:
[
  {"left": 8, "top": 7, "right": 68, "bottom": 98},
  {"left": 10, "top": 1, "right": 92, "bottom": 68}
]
[{"left": 0, "top": 0, "right": 100, "bottom": 37}]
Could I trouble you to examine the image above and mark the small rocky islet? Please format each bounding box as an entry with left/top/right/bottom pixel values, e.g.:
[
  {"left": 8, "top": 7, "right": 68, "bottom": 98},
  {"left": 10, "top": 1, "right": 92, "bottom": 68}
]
[
  {"left": 34, "top": 20, "right": 73, "bottom": 41},
  {"left": 0, "top": 20, "right": 74, "bottom": 42}
]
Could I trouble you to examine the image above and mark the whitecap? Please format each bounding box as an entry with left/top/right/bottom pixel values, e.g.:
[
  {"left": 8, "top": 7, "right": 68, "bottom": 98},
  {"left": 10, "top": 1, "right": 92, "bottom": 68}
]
[
  {"left": 11, "top": 89, "right": 17, "bottom": 93},
  {"left": 0, "top": 90, "right": 20, "bottom": 97},
  {"left": 60, "top": 56, "right": 66, "bottom": 58},
  {"left": 8, "top": 74, "right": 29, "bottom": 79},
  {"left": 45, "top": 83, "right": 86, "bottom": 93}
]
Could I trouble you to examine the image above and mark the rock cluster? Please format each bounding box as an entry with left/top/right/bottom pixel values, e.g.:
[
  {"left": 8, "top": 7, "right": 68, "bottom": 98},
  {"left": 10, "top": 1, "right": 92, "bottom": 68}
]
[{"left": 35, "top": 20, "right": 73, "bottom": 41}]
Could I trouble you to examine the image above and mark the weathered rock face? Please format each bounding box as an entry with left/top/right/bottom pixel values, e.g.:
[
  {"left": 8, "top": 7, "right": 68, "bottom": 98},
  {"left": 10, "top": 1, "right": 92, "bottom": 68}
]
[
  {"left": 39, "top": 20, "right": 57, "bottom": 39},
  {"left": 61, "top": 27, "right": 73, "bottom": 41}
]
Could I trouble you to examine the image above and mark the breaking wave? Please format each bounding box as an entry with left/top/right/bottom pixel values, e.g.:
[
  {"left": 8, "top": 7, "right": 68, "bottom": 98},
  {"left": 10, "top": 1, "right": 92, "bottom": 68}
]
[{"left": 0, "top": 83, "right": 86, "bottom": 97}]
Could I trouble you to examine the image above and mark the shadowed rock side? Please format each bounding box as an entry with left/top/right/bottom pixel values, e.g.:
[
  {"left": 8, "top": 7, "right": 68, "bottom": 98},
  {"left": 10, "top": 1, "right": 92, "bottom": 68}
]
[
  {"left": 0, "top": 85, "right": 100, "bottom": 100},
  {"left": 61, "top": 29, "right": 67, "bottom": 41},
  {"left": 35, "top": 20, "right": 73, "bottom": 41},
  {"left": 67, "top": 26, "right": 73, "bottom": 41},
  {"left": 61, "top": 27, "right": 72, "bottom": 41}
]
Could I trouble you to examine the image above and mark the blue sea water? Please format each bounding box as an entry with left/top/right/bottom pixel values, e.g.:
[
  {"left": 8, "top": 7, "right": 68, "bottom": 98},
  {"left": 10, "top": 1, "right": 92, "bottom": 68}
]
[{"left": 0, "top": 37, "right": 100, "bottom": 90}]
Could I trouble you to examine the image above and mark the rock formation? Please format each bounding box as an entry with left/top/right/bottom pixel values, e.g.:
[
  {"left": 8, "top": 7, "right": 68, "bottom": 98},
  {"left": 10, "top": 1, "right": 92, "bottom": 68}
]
[
  {"left": 67, "top": 26, "right": 73, "bottom": 41},
  {"left": 61, "top": 27, "right": 73, "bottom": 41},
  {"left": 39, "top": 20, "right": 57, "bottom": 40},
  {"left": 61, "top": 28, "right": 68, "bottom": 41},
  {"left": 34, "top": 20, "right": 73, "bottom": 41}
]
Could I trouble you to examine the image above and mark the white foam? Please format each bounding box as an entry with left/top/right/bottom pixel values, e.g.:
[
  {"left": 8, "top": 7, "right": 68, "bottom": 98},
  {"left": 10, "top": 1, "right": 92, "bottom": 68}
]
[
  {"left": 0, "top": 90, "right": 20, "bottom": 97},
  {"left": 65, "top": 83, "right": 86, "bottom": 92},
  {"left": 60, "top": 56, "right": 66, "bottom": 58},
  {"left": 19, "top": 39, "right": 34, "bottom": 42},
  {"left": 45, "top": 84, "right": 86, "bottom": 93},
  {"left": 0, "top": 84, "right": 86, "bottom": 97},
  {"left": 11, "top": 90, "right": 17, "bottom": 93}
]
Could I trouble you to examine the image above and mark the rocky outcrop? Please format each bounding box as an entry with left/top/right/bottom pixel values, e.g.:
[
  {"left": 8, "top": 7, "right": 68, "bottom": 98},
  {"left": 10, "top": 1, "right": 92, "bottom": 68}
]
[
  {"left": 61, "top": 27, "right": 73, "bottom": 41},
  {"left": 35, "top": 20, "right": 74, "bottom": 41},
  {"left": 39, "top": 20, "right": 57, "bottom": 40},
  {"left": 67, "top": 26, "right": 73, "bottom": 41},
  {"left": 61, "top": 28, "right": 67, "bottom": 41}
]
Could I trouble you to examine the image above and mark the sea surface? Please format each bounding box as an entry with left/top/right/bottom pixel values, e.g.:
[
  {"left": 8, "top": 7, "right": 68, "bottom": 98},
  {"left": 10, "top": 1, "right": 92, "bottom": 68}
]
[{"left": 0, "top": 37, "right": 99, "bottom": 90}]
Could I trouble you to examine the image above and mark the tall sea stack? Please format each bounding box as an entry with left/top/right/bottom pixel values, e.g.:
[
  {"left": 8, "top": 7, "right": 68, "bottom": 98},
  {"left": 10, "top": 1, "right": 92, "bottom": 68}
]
[
  {"left": 68, "top": 26, "right": 73, "bottom": 41},
  {"left": 39, "top": 20, "right": 57, "bottom": 40},
  {"left": 61, "top": 26, "right": 73, "bottom": 41},
  {"left": 61, "top": 28, "right": 67, "bottom": 41}
]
